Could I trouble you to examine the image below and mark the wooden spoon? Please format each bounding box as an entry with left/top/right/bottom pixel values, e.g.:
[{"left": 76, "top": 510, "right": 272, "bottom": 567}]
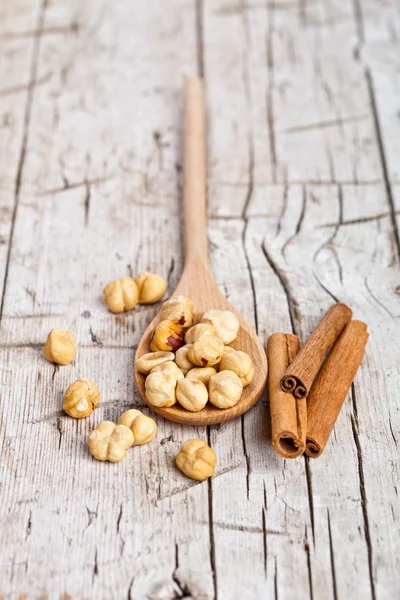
[{"left": 135, "top": 76, "right": 267, "bottom": 425}]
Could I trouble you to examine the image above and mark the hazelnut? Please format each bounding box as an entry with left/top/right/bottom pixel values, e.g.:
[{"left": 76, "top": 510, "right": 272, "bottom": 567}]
[
  {"left": 176, "top": 378, "right": 208, "bottom": 412},
  {"left": 209, "top": 370, "right": 243, "bottom": 409},
  {"left": 176, "top": 439, "right": 216, "bottom": 480},
  {"left": 118, "top": 409, "right": 157, "bottom": 445},
  {"left": 150, "top": 320, "right": 184, "bottom": 352},
  {"left": 201, "top": 310, "right": 240, "bottom": 344},
  {"left": 145, "top": 371, "right": 177, "bottom": 407},
  {"left": 63, "top": 378, "right": 100, "bottom": 418},
  {"left": 188, "top": 335, "right": 224, "bottom": 367},
  {"left": 43, "top": 329, "right": 77, "bottom": 365},
  {"left": 135, "top": 272, "right": 167, "bottom": 304},
  {"left": 150, "top": 361, "right": 184, "bottom": 380},
  {"left": 159, "top": 296, "right": 195, "bottom": 327},
  {"left": 175, "top": 345, "right": 195, "bottom": 375},
  {"left": 135, "top": 351, "right": 175, "bottom": 375},
  {"left": 186, "top": 367, "right": 217, "bottom": 387},
  {"left": 88, "top": 421, "right": 134, "bottom": 462},
  {"left": 103, "top": 277, "right": 139, "bottom": 313},
  {"left": 184, "top": 323, "right": 217, "bottom": 345},
  {"left": 219, "top": 350, "right": 254, "bottom": 386}
]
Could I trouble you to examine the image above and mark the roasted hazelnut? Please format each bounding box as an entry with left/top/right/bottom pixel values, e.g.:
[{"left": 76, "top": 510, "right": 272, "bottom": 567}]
[
  {"left": 219, "top": 350, "right": 254, "bottom": 386},
  {"left": 209, "top": 370, "right": 243, "bottom": 409},
  {"left": 150, "top": 361, "right": 184, "bottom": 380},
  {"left": 176, "top": 439, "right": 216, "bottom": 480},
  {"left": 175, "top": 345, "right": 195, "bottom": 375},
  {"left": 176, "top": 378, "right": 208, "bottom": 412},
  {"left": 88, "top": 421, "right": 134, "bottom": 462},
  {"left": 43, "top": 329, "right": 77, "bottom": 365},
  {"left": 63, "top": 378, "right": 100, "bottom": 419},
  {"left": 118, "top": 409, "right": 157, "bottom": 445},
  {"left": 135, "top": 272, "right": 167, "bottom": 304},
  {"left": 145, "top": 371, "right": 177, "bottom": 407},
  {"left": 186, "top": 367, "right": 217, "bottom": 387},
  {"left": 135, "top": 351, "right": 175, "bottom": 375},
  {"left": 184, "top": 323, "right": 218, "bottom": 345},
  {"left": 150, "top": 320, "right": 184, "bottom": 352},
  {"left": 159, "top": 296, "right": 195, "bottom": 327},
  {"left": 188, "top": 335, "right": 224, "bottom": 367},
  {"left": 103, "top": 277, "right": 139, "bottom": 313},
  {"left": 201, "top": 310, "right": 240, "bottom": 344}
]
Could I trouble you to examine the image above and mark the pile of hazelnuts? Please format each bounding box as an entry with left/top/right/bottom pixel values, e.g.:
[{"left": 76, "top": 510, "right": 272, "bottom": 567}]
[{"left": 135, "top": 296, "right": 255, "bottom": 412}]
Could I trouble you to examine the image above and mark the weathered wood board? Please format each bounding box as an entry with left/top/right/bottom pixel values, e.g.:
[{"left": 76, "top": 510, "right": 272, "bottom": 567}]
[{"left": 0, "top": 0, "right": 399, "bottom": 598}]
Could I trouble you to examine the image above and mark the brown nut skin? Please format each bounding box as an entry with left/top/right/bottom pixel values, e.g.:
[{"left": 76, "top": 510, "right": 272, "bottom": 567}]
[
  {"left": 118, "top": 409, "right": 157, "bottom": 445},
  {"left": 188, "top": 335, "right": 224, "bottom": 367},
  {"left": 135, "top": 351, "right": 175, "bottom": 375},
  {"left": 176, "top": 439, "right": 216, "bottom": 481},
  {"left": 175, "top": 345, "right": 195, "bottom": 375},
  {"left": 43, "top": 329, "right": 77, "bottom": 365},
  {"left": 88, "top": 421, "right": 134, "bottom": 462},
  {"left": 186, "top": 367, "right": 217, "bottom": 387},
  {"left": 184, "top": 323, "right": 218, "bottom": 345},
  {"left": 150, "top": 320, "right": 184, "bottom": 352},
  {"left": 219, "top": 350, "right": 255, "bottom": 387},
  {"left": 135, "top": 272, "right": 167, "bottom": 304},
  {"left": 150, "top": 361, "right": 184, "bottom": 380},
  {"left": 145, "top": 371, "right": 177, "bottom": 407},
  {"left": 159, "top": 296, "right": 195, "bottom": 327},
  {"left": 63, "top": 378, "right": 100, "bottom": 419},
  {"left": 201, "top": 310, "right": 240, "bottom": 344},
  {"left": 103, "top": 277, "right": 139, "bottom": 313},
  {"left": 176, "top": 378, "right": 209, "bottom": 412},
  {"left": 209, "top": 370, "right": 243, "bottom": 409}
]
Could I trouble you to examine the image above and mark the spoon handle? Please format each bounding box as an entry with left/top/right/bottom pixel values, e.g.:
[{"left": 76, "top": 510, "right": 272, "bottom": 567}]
[{"left": 183, "top": 76, "right": 208, "bottom": 266}]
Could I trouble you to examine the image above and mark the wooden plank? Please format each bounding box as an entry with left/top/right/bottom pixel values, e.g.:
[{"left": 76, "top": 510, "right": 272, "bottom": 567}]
[
  {"left": 0, "top": 0, "right": 43, "bottom": 304},
  {"left": 0, "top": 0, "right": 216, "bottom": 598}
]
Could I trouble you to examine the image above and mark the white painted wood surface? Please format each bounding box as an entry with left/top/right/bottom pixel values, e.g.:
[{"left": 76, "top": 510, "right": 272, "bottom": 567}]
[{"left": 0, "top": 1, "right": 399, "bottom": 598}]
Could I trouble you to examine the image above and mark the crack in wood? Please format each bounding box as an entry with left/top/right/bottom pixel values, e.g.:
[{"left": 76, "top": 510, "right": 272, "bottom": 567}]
[
  {"left": 327, "top": 509, "right": 338, "bottom": 600},
  {"left": 282, "top": 185, "right": 307, "bottom": 259},
  {"left": 282, "top": 115, "right": 368, "bottom": 134},
  {"left": 304, "top": 526, "right": 314, "bottom": 600},
  {"left": 351, "top": 384, "right": 377, "bottom": 600},
  {"left": 195, "top": 0, "right": 204, "bottom": 78},
  {"left": 266, "top": 0, "right": 277, "bottom": 182},
  {"left": 304, "top": 457, "right": 315, "bottom": 545},
  {"left": 39, "top": 175, "right": 112, "bottom": 196},
  {"left": 207, "top": 427, "right": 218, "bottom": 600}
]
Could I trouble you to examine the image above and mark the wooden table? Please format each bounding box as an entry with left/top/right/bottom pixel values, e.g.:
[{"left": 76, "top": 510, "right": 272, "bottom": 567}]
[{"left": 1, "top": 1, "right": 399, "bottom": 598}]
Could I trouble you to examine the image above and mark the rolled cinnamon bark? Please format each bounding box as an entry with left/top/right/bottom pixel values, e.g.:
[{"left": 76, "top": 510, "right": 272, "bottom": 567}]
[
  {"left": 281, "top": 303, "right": 352, "bottom": 399},
  {"left": 305, "top": 320, "right": 368, "bottom": 458},
  {"left": 267, "top": 333, "right": 306, "bottom": 458}
]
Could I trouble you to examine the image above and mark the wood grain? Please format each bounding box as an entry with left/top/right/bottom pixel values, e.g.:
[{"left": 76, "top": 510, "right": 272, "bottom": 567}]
[{"left": 0, "top": 0, "right": 399, "bottom": 598}]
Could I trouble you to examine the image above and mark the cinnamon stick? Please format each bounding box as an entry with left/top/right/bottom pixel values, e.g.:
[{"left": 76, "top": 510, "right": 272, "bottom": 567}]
[
  {"left": 281, "top": 303, "right": 352, "bottom": 399},
  {"left": 267, "top": 333, "right": 306, "bottom": 458},
  {"left": 305, "top": 320, "right": 369, "bottom": 458}
]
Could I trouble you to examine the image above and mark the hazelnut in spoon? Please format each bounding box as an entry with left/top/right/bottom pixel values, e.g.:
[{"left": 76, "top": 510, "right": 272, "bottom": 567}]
[{"left": 135, "top": 77, "right": 267, "bottom": 425}]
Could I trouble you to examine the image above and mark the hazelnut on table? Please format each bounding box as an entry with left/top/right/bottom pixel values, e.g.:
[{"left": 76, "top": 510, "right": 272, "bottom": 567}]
[
  {"left": 209, "top": 370, "right": 243, "bottom": 409},
  {"left": 175, "top": 345, "right": 195, "bottom": 374},
  {"left": 176, "top": 378, "right": 208, "bottom": 412},
  {"left": 150, "top": 320, "right": 184, "bottom": 352},
  {"left": 184, "top": 323, "right": 217, "bottom": 345},
  {"left": 176, "top": 439, "right": 216, "bottom": 480},
  {"left": 188, "top": 334, "right": 224, "bottom": 367},
  {"left": 63, "top": 378, "right": 100, "bottom": 419},
  {"left": 159, "top": 296, "right": 194, "bottom": 327},
  {"left": 118, "top": 409, "right": 157, "bottom": 445},
  {"left": 201, "top": 310, "right": 240, "bottom": 344},
  {"left": 150, "top": 361, "right": 184, "bottom": 380},
  {"left": 103, "top": 277, "right": 139, "bottom": 313},
  {"left": 88, "top": 421, "right": 134, "bottom": 462},
  {"left": 135, "top": 272, "right": 167, "bottom": 304},
  {"left": 145, "top": 371, "right": 177, "bottom": 407},
  {"left": 186, "top": 366, "right": 217, "bottom": 387},
  {"left": 135, "top": 351, "right": 175, "bottom": 375},
  {"left": 43, "top": 329, "right": 77, "bottom": 365},
  {"left": 219, "top": 350, "right": 255, "bottom": 386}
]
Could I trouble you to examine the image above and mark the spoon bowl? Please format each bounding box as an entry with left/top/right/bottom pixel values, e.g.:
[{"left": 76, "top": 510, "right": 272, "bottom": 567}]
[
  {"left": 134, "top": 77, "right": 267, "bottom": 425},
  {"left": 135, "top": 261, "right": 268, "bottom": 425}
]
